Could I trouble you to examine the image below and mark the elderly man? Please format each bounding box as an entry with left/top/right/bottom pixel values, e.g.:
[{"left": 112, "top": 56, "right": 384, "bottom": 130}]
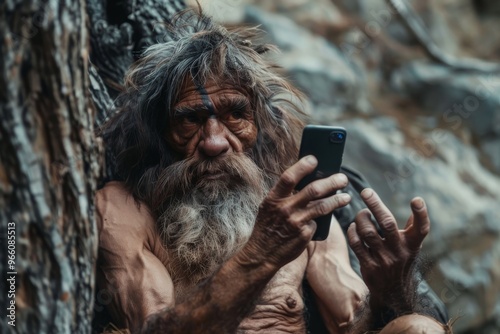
[{"left": 96, "top": 11, "right": 450, "bottom": 334}]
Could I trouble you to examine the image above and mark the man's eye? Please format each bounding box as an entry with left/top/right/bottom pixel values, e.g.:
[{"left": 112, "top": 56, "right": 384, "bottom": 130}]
[
  {"left": 231, "top": 111, "right": 244, "bottom": 119},
  {"left": 183, "top": 113, "right": 200, "bottom": 124}
]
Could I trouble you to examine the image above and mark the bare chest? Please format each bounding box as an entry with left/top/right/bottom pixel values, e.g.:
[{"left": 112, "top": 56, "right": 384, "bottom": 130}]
[
  {"left": 237, "top": 252, "right": 309, "bottom": 334},
  {"left": 170, "top": 251, "right": 310, "bottom": 333}
]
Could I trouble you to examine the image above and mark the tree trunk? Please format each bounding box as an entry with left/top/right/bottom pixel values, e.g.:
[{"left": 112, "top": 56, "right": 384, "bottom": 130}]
[
  {"left": 0, "top": 0, "right": 99, "bottom": 332},
  {"left": 0, "top": 1, "right": 184, "bottom": 333}
]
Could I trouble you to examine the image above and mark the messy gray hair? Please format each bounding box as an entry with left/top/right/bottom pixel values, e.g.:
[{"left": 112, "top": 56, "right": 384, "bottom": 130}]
[{"left": 100, "top": 9, "right": 309, "bottom": 206}]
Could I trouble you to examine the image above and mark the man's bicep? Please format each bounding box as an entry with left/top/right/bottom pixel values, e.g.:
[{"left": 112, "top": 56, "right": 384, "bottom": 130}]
[
  {"left": 97, "top": 246, "right": 175, "bottom": 330},
  {"left": 95, "top": 183, "right": 174, "bottom": 329}
]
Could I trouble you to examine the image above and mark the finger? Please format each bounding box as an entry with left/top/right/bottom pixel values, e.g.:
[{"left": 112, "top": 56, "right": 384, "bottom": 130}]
[
  {"left": 303, "top": 219, "right": 317, "bottom": 239},
  {"left": 347, "top": 223, "right": 372, "bottom": 265},
  {"left": 270, "top": 155, "right": 317, "bottom": 199},
  {"left": 296, "top": 192, "right": 351, "bottom": 222},
  {"left": 293, "top": 173, "right": 349, "bottom": 207},
  {"left": 354, "top": 209, "right": 383, "bottom": 249},
  {"left": 360, "top": 188, "right": 400, "bottom": 249},
  {"left": 404, "top": 213, "right": 414, "bottom": 230},
  {"left": 406, "top": 197, "right": 430, "bottom": 252}
]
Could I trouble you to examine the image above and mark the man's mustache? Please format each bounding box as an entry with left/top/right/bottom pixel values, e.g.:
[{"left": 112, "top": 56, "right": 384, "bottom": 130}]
[
  {"left": 188, "top": 155, "right": 252, "bottom": 182},
  {"left": 151, "top": 153, "right": 264, "bottom": 212}
]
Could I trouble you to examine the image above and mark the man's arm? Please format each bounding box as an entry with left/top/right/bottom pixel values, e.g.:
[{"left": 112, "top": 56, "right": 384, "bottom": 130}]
[
  {"left": 95, "top": 182, "right": 175, "bottom": 329},
  {"left": 305, "top": 216, "right": 368, "bottom": 333},
  {"left": 347, "top": 188, "right": 432, "bottom": 331}
]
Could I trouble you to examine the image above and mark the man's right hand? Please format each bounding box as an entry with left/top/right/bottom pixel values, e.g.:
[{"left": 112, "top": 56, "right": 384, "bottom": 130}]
[{"left": 238, "top": 155, "right": 352, "bottom": 270}]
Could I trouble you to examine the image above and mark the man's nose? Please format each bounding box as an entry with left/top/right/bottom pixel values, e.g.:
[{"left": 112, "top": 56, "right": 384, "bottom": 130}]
[{"left": 198, "top": 118, "right": 231, "bottom": 157}]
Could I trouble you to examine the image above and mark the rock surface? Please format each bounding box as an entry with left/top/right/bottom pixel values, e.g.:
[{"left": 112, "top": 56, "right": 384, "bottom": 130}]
[{"left": 193, "top": 0, "right": 500, "bottom": 332}]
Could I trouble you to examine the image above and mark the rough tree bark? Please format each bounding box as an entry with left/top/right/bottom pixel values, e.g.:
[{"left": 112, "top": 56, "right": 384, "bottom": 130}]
[{"left": 0, "top": 1, "right": 184, "bottom": 333}]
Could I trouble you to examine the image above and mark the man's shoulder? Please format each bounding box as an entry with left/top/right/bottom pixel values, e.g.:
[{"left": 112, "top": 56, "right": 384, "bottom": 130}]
[
  {"left": 97, "top": 181, "right": 132, "bottom": 203},
  {"left": 96, "top": 181, "right": 135, "bottom": 214},
  {"left": 95, "top": 181, "right": 154, "bottom": 231}
]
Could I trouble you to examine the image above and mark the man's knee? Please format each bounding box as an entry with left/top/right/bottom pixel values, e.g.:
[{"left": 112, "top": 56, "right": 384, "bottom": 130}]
[{"left": 379, "top": 313, "right": 452, "bottom": 334}]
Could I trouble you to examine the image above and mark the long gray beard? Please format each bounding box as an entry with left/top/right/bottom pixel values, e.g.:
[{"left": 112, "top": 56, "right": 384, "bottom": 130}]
[{"left": 151, "top": 153, "right": 271, "bottom": 287}]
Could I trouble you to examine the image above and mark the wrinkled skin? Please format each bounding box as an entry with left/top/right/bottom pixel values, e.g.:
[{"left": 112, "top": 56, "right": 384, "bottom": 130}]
[
  {"left": 379, "top": 314, "right": 451, "bottom": 334},
  {"left": 167, "top": 81, "right": 258, "bottom": 158},
  {"left": 348, "top": 189, "right": 430, "bottom": 309},
  {"left": 96, "top": 79, "right": 435, "bottom": 333}
]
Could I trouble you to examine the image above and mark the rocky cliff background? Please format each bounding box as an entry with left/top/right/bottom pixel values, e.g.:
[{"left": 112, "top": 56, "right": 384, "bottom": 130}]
[{"left": 191, "top": 0, "right": 500, "bottom": 333}]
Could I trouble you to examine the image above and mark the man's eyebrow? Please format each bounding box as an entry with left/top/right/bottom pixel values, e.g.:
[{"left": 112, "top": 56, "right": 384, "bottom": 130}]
[
  {"left": 218, "top": 95, "right": 251, "bottom": 112},
  {"left": 173, "top": 104, "right": 209, "bottom": 115}
]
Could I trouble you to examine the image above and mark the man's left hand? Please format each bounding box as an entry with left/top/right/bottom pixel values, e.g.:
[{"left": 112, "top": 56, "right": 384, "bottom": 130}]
[{"left": 347, "top": 188, "right": 430, "bottom": 307}]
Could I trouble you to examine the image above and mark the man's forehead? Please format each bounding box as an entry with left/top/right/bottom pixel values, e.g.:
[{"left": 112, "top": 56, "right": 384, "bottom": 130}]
[{"left": 176, "top": 76, "right": 250, "bottom": 101}]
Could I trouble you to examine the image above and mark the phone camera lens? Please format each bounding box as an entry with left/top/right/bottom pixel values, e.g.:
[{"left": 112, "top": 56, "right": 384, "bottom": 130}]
[{"left": 329, "top": 131, "right": 345, "bottom": 143}]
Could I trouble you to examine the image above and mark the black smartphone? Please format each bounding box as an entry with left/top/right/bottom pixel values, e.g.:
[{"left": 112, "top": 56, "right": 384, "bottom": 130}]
[{"left": 296, "top": 125, "right": 347, "bottom": 241}]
